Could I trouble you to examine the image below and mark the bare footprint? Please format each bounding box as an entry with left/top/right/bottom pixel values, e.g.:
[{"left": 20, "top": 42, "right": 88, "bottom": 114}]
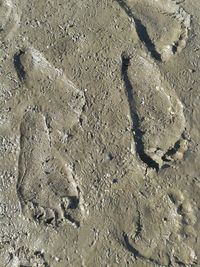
[
  {"left": 116, "top": 0, "right": 190, "bottom": 61},
  {"left": 124, "top": 189, "right": 197, "bottom": 266},
  {"left": 144, "top": 0, "right": 191, "bottom": 60},
  {"left": 121, "top": 51, "right": 186, "bottom": 169},
  {"left": 14, "top": 47, "right": 85, "bottom": 134},
  {"left": 17, "top": 111, "right": 82, "bottom": 227},
  {"left": 0, "top": 0, "right": 20, "bottom": 41}
]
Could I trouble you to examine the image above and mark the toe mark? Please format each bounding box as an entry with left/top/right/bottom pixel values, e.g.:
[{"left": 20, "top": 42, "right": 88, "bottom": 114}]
[
  {"left": 64, "top": 213, "right": 80, "bottom": 228},
  {"left": 68, "top": 196, "right": 79, "bottom": 209}
]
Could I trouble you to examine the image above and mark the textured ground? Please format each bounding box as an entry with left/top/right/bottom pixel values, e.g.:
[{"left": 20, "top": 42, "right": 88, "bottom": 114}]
[{"left": 0, "top": 0, "right": 200, "bottom": 266}]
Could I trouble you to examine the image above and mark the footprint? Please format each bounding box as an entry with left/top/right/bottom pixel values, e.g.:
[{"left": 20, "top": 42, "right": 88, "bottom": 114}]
[
  {"left": 17, "top": 111, "right": 82, "bottom": 227},
  {"left": 0, "top": 0, "right": 20, "bottom": 41},
  {"left": 121, "top": 51, "right": 185, "bottom": 169},
  {"left": 14, "top": 47, "right": 85, "bottom": 134},
  {"left": 143, "top": 0, "right": 191, "bottom": 61},
  {"left": 116, "top": 0, "right": 190, "bottom": 61},
  {"left": 124, "top": 189, "right": 197, "bottom": 266}
]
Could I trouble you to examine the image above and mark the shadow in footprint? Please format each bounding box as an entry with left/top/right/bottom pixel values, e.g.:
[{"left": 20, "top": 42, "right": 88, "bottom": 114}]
[
  {"left": 13, "top": 50, "right": 26, "bottom": 81},
  {"left": 122, "top": 232, "right": 140, "bottom": 259}
]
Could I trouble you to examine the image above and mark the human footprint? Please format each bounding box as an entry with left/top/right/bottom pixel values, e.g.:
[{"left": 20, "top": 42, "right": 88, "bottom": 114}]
[
  {"left": 15, "top": 47, "right": 85, "bottom": 227},
  {"left": 15, "top": 47, "right": 85, "bottom": 134},
  {"left": 121, "top": 51, "right": 186, "bottom": 169},
  {"left": 116, "top": 0, "right": 190, "bottom": 61},
  {"left": 126, "top": 189, "right": 197, "bottom": 266},
  {"left": 17, "top": 111, "right": 82, "bottom": 227}
]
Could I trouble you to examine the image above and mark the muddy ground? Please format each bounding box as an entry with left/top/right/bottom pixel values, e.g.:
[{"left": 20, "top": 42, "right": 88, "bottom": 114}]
[{"left": 0, "top": 0, "right": 200, "bottom": 266}]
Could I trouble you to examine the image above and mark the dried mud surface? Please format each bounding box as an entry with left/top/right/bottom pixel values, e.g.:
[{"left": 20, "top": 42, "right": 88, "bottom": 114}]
[{"left": 0, "top": 0, "right": 200, "bottom": 266}]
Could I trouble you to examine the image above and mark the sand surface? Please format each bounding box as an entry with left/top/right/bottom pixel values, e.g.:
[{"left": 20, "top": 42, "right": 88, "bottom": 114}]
[{"left": 0, "top": 0, "right": 200, "bottom": 266}]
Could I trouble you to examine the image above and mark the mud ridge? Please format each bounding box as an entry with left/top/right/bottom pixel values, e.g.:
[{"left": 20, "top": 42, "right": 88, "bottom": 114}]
[
  {"left": 121, "top": 54, "right": 159, "bottom": 172},
  {"left": 122, "top": 233, "right": 165, "bottom": 266},
  {"left": 116, "top": 0, "right": 161, "bottom": 61},
  {"left": 122, "top": 232, "right": 140, "bottom": 259}
]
